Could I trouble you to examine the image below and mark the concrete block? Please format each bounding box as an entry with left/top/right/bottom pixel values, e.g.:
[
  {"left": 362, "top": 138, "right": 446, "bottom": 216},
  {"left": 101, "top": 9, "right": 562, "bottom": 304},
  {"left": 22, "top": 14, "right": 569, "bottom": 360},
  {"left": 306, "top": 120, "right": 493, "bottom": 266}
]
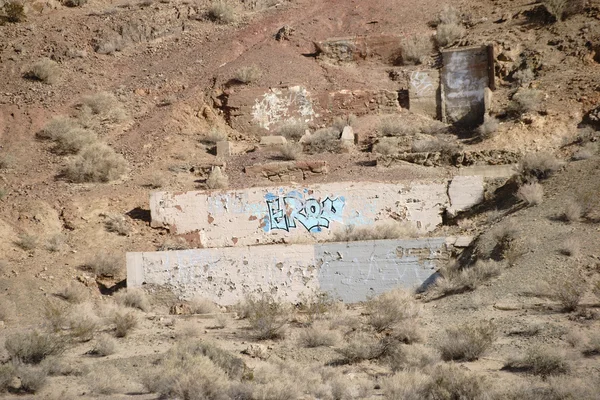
[
  {"left": 260, "top": 135, "right": 287, "bottom": 146},
  {"left": 340, "top": 126, "right": 354, "bottom": 144},
  {"left": 484, "top": 87, "right": 493, "bottom": 113},
  {"left": 409, "top": 69, "right": 440, "bottom": 119},
  {"left": 216, "top": 141, "right": 232, "bottom": 157},
  {"left": 447, "top": 176, "right": 484, "bottom": 216},
  {"left": 454, "top": 236, "right": 474, "bottom": 247}
]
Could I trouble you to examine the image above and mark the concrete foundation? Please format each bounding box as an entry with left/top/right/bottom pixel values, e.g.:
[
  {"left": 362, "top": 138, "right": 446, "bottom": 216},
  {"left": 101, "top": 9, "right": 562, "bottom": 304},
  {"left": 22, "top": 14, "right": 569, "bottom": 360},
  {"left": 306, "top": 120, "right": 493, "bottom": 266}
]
[{"left": 127, "top": 237, "right": 449, "bottom": 304}]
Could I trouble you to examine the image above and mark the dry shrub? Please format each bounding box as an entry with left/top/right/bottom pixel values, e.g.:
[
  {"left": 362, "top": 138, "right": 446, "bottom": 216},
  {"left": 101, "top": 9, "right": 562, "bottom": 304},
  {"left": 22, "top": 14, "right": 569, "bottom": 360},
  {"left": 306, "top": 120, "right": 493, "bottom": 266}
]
[
  {"left": 112, "top": 309, "right": 138, "bottom": 337},
  {"left": 545, "top": 269, "right": 586, "bottom": 311},
  {"left": 190, "top": 297, "right": 218, "bottom": 314},
  {"left": 582, "top": 333, "right": 600, "bottom": 357},
  {"left": 476, "top": 115, "right": 499, "bottom": 139},
  {"left": 0, "top": 363, "right": 15, "bottom": 393},
  {"left": 39, "top": 116, "right": 77, "bottom": 140},
  {"left": 64, "top": 143, "right": 127, "bottom": 183},
  {"left": 80, "top": 92, "right": 127, "bottom": 122},
  {"left": 278, "top": 142, "right": 302, "bottom": 160},
  {"left": 206, "top": 166, "right": 229, "bottom": 189},
  {"left": 43, "top": 301, "right": 69, "bottom": 332},
  {"left": 572, "top": 142, "right": 597, "bottom": 160},
  {"left": 297, "top": 322, "right": 340, "bottom": 348},
  {"left": 202, "top": 129, "right": 228, "bottom": 144},
  {"left": 385, "top": 344, "right": 441, "bottom": 372},
  {"left": 303, "top": 128, "right": 341, "bottom": 154},
  {"left": 366, "top": 288, "right": 420, "bottom": 333},
  {"left": 25, "top": 58, "right": 60, "bottom": 84},
  {"left": 438, "top": 321, "right": 495, "bottom": 361},
  {"left": 95, "top": 36, "right": 126, "bottom": 55},
  {"left": 543, "top": 0, "right": 568, "bottom": 20},
  {"left": 17, "top": 364, "right": 48, "bottom": 393},
  {"left": 87, "top": 365, "right": 124, "bottom": 395},
  {"left": 513, "top": 68, "right": 535, "bottom": 86},
  {"left": 239, "top": 294, "right": 288, "bottom": 340},
  {"left": 104, "top": 214, "right": 130, "bottom": 235},
  {"left": 476, "top": 223, "right": 518, "bottom": 260},
  {"left": 400, "top": 35, "right": 432, "bottom": 65},
  {"left": 431, "top": 260, "right": 502, "bottom": 297},
  {"left": 504, "top": 346, "right": 570, "bottom": 377},
  {"left": 58, "top": 282, "right": 87, "bottom": 303},
  {"left": 512, "top": 89, "right": 544, "bottom": 114},
  {"left": 559, "top": 238, "right": 579, "bottom": 257},
  {"left": 68, "top": 308, "right": 98, "bottom": 342},
  {"left": 90, "top": 335, "right": 117, "bottom": 356},
  {"left": 297, "top": 291, "right": 337, "bottom": 324},
  {"left": 332, "top": 114, "right": 357, "bottom": 133},
  {"left": 411, "top": 137, "right": 461, "bottom": 157},
  {"left": 63, "top": 0, "right": 87, "bottom": 6},
  {"left": 0, "top": 154, "right": 13, "bottom": 169},
  {"left": 436, "top": 23, "right": 465, "bottom": 47},
  {"left": 520, "top": 152, "right": 560, "bottom": 181},
  {"left": 207, "top": 1, "right": 235, "bottom": 24},
  {"left": 373, "top": 137, "right": 402, "bottom": 155},
  {"left": 46, "top": 233, "right": 65, "bottom": 252},
  {"left": 235, "top": 65, "right": 262, "bottom": 84},
  {"left": 562, "top": 199, "right": 582, "bottom": 222},
  {"left": 277, "top": 121, "right": 307, "bottom": 141},
  {"left": 2, "top": 1, "right": 26, "bottom": 23},
  {"left": 332, "top": 222, "right": 417, "bottom": 242},
  {"left": 162, "top": 340, "right": 245, "bottom": 379},
  {"left": 383, "top": 363, "right": 487, "bottom": 400},
  {"left": 114, "top": 288, "right": 150, "bottom": 312},
  {"left": 5, "top": 331, "right": 64, "bottom": 364},
  {"left": 502, "top": 376, "right": 598, "bottom": 400},
  {"left": 86, "top": 252, "right": 123, "bottom": 277},
  {"left": 15, "top": 233, "right": 37, "bottom": 251},
  {"left": 142, "top": 342, "right": 234, "bottom": 399},
  {"left": 516, "top": 182, "right": 544, "bottom": 205},
  {"left": 336, "top": 331, "right": 385, "bottom": 363},
  {"left": 379, "top": 116, "right": 419, "bottom": 137},
  {"left": 437, "top": 4, "right": 461, "bottom": 25},
  {"left": 52, "top": 128, "right": 97, "bottom": 154}
]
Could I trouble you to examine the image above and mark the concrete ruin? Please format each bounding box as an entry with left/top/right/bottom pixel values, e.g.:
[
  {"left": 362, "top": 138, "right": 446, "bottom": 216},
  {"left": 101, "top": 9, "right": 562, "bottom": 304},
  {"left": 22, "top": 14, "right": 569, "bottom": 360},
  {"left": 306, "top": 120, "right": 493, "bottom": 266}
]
[
  {"left": 127, "top": 237, "right": 453, "bottom": 304},
  {"left": 149, "top": 179, "right": 484, "bottom": 248}
]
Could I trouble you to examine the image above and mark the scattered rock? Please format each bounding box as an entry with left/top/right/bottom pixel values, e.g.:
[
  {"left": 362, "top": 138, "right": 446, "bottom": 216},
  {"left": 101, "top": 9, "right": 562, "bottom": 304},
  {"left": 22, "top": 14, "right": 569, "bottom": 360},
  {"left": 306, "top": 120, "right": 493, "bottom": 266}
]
[{"left": 241, "top": 344, "right": 269, "bottom": 360}]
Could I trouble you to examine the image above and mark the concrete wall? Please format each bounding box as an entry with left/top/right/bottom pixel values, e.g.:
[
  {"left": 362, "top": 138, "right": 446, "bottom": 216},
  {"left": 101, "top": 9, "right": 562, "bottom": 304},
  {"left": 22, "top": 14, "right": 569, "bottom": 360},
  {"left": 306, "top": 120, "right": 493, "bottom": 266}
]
[
  {"left": 149, "top": 179, "right": 484, "bottom": 247},
  {"left": 127, "top": 237, "right": 448, "bottom": 304},
  {"left": 409, "top": 70, "right": 440, "bottom": 119}
]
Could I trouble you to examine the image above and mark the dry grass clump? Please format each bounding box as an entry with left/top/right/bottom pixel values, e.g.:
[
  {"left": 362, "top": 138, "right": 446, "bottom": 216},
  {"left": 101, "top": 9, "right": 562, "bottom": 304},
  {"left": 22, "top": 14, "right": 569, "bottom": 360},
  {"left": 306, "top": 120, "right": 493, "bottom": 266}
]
[
  {"left": 58, "top": 282, "right": 87, "bottom": 303},
  {"left": 572, "top": 142, "right": 597, "bottom": 160},
  {"left": 90, "top": 335, "right": 117, "bottom": 356},
  {"left": 15, "top": 233, "right": 37, "bottom": 251},
  {"left": 0, "top": 363, "right": 15, "bottom": 393},
  {"left": 410, "top": 138, "right": 461, "bottom": 157},
  {"left": 64, "top": 143, "right": 127, "bottom": 183},
  {"left": 238, "top": 294, "right": 288, "bottom": 340},
  {"left": 431, "top": 260, "right": 502, "bottom": 297},
  {"left": 202, "top": 129, "right": 228, "bottom": 144},
  {"left": 385, "top": 344, "right": 441, "bottom": 372},
  {"left": 2, "top": 1, "right": 26, "bottom": 23},
  {"left": 559, "top": 238, "right": 579, "bottom": 257},
  {"left": 16, "top": 364, "right": 48, "bottom": 393},
  {"left": 114, "top": 288, "right": 150, "bottom": 312},
  {"left": 366, "top": 288, "right": 420, "bottom": 333},
  {"left": 502, "top": 377, "right": 598, "bottom": 400},
  {"left": 206, "top": 166, "right": 229, "bottom": 189},
  {"left": 104, "top": 214, "right": 130, "bottom": 235},
  {"left": 112, "top": 309, "right": 138, "bottom": 337},
  {"left": 207, "top": 1, "right": 235, "bottom": 24},
  {"left": 378, "top": 116, "right": 419, "bottom": 137},
  {"left": 80, "top": 92, "right": 127, "bottom": 123},
  {"left": 373, "top": 137, "right": 402, "bottom": 155},
  {"left": 520, "top": 152, "right": 560, "bottom": 181},
  {"left": 383, "top": 363, "right": 487, "bottom": 400},
  {"left": 25, "top": 58, "right": 60, "bottom": 84},
  {"left": 544, "top": 269, "right": 586, "bottom": 311},
  {"left": 437, "top": 321, "right": 495, "bottom": 361},
  {"left": 39, "top": 116, "right": 77, "bottom": 140},
  {"left": 543, "top": 0, "right": 569, "bottom": 21},
  {"left": 476, "top": 115, "right": 499, "bottom": 139},
  {"left": 297, "top": 291, "right": 337, "bottom": 324},
  {"left": 503, "top": 346, "right": 570, "bottom": 377},
  {"left": 476, "top": 223, "right": 518, "bottom": 260},
  {"left": 278, "top": 142, "right": 302, "bottom": 160},
  {"left": 235, "top": 65, "right": 262, "bottom": 84},
  {"left": 332, "top": 114, "right": 358, "bottom": 133},
  {"left": 512, "top": 89, "right": 544, "bottom": 114},
  {"left": 46, "top": 233, "right": 65, "bottom": 252},
  {"left": 332, "top": 222, "right": 417, "bottom": 242},
  {"left": 516, "top": 182, "right": 544, "bottom": 205},
  {"left": 336, "top": 331, "right": 385, "bottom": 363},
  {"left": 400, "top": 35, "right": 432, "bottom": 65},
  {"left": 68, "top": 309, "right": 98, "bottom": 342},
  {"left": 5, "top": 331, "right": 64, "bottom": 364},
  {"left": 87, "top": 365, "right": 124, "bottom": 395},
  {"left": 303, "top": 127, "right": 341, "bottom": 154},
  {"left": 297, "top": 322, "right": 340, "bottom": 348},
  {"left": 51, "top": 127, "right": 97, "bottom": 154},
  {"left": 189, "top": 297, "right": 218, "bottom": 314},
  {"left": 513, "top": 68, "right": 535, "bottom": 86},
  {"left": 436, "top": 22, "right": 465, "bottom": 47},
  {"left": 43, "top": 301, "right": 69, "bottom": 332},
  {"left": 143, "top": 341, "right": 240, "bottom": 399},
  {"left": 86, "top": 252, "right": 123, "bottom": 277},
  {"left": 561, "top": 199, "right": 582, "bottom": 222},
  {"left": 277, "top": 121, "right": 307, "bottom": 141}
]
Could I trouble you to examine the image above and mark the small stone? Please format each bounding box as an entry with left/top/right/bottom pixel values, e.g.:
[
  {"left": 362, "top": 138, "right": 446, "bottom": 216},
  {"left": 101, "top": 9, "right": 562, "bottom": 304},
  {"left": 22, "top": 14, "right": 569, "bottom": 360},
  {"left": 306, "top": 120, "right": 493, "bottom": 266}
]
[{"left": 216, "top": 141, "right": 232, "bottom": 158}]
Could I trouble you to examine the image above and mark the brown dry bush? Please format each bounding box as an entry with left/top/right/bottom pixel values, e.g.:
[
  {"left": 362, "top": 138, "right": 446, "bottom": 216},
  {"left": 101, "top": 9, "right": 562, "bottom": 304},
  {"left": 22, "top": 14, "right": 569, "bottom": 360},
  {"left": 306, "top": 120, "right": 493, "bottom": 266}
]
[
  {"left": 112, "top": 309, "right": 138, "bottom": 337},
  {"left": 477, "top": 115, "right": 499, "bottom": 139},
  {"left": 16, "top": 364, "right": 49, "bottom": 394},
  {"left": 206, "top": 166, "right": 229, "bottom": 189},
  {"left": 0, "top": 363, "right": 16, "bottom": 393},
  {"left": 46, "top": 233, "right": 65, "bottom": 252},
  {"left": 303, "top": 128, "right": 341, "bottom": 154},
  {"left": 68, "top": 310, "right": 98, "bottom": 342},
  {"left": 503, "top": 346, "right": 570, "bottom": 377},
  {"left": 52, "top": 127, "right": 97, "bottom": 155},
  {"left": 207, "top": 1, "right": 235, "bottom": 24},
  {"left": 520, "top": 152, "right": 560, "bottom": 181},
  {"left": 297, "top": 291, "right": 337, "bottom": 324},
  {"left": 559, "top": 238, "right": 579, "bottom": 257},
  {"left": 43, "top": 301, "right": 69, "bottom": 332},
  {"left": 400, "top": 35, "right": 432, "bottom": 65},
  {"left": 297, "top": 322, "right": 340, "bottom": 348},
  {"left": 332, "top": 222, "right": 417, "bottom": 242},
  {"left": 501, "top": 376, "right": 599, "bottom": 400},
  {"left": 58, "top": 282, "right": 87, "bottom": 303},
  {"left": 562, "top": 199, "right": 582, "bottom": 222},
  {"left": 332, "top": 114, "right": 358, "bottom": 133},
  {"left": 86, "top": 252, "right": 123, "bottom": 277},
  {"left": 543, "top": 0, "right": 568, "bottom": 21},
  {"left": 431, "top": 260, "right": 502, "bottom": 297},
  {"left": 373, "top": 137, "right": 402, "bottom": 155},
  {"left": 114, "top": 288, "right": 150, "bottom": 312},
  {"left": 104, "top": 214, "right": 130, "bottom": 236},
  {"left": 437, "top": 321, "right": 495, "bottom": 361},
  {"left": 240, "top": 294, "right": 289, "bottom": 340},
  {"left": 39, "top": 116, "right": 77, "bottom": 140},
  {"left": 335, "top": 331, "right": 385, "bottom": 363},
  {"left": 277, "top": 121, "right": 307, "bottom": 141},
  {"left": 235, "top": 65, "right": 262, "bottom": 84},
  {"left": 64, "top": 143, "right": 127, "bottom": 183},
  {"left": 87, "top": 365, "right": 125, "bottom": 395},
  {"left": 15, "top": 233, "right": 37, "bottom": 251},
  {"left": 476, "top": 223, "right": 518, "bottom": 260},
  {"left": 2, "top": 1, "right": 26, "bottom": 23},
  {"left": 202, "top": 129, "right": 228, "bottom": 144},
  {"left": 516, "top": 182, "right": 544, "bottom": 205},
  {"left": 189, "top": 297, "right": 218, "bottom": 314},
  {"left": 378, "top": 116, "right": 419, "bottom": 137},
  {"left": 435, "top": 22, "right": 465, "bottom": 47},
  {"left": 512, "top": 89, "right": 544, "bottom": 114},
  {"left": 366, "top": 288, "right": 420, "bottom": 333},
  {"left": 90, "top": 335, "right": 117, "bottom": 356},
  {"left": 385, "top": 344, "right": 441, "bottom": 372},
  {"left": 25, "top": 58, "right": 60, "bottom": 84},
  {"left": 545, "top": 269, "right": 586, "bottom": 311},
  {"left": 278, "top": 142, "right": 302, "bottom": 160},
  {"left": 5, "top": 331, "right": 65, "bottom": 364},
  {"left": 80, "top": 92, "right": 127, "bottom": 123}
]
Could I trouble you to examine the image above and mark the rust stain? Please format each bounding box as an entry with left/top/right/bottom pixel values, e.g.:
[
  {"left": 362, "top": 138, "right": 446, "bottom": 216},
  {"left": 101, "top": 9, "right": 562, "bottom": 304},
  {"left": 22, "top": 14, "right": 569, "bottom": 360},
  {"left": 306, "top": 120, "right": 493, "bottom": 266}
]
[
  {"left": 232, "top": 237, "right": 238, "bottom": 245},
  {"left": 248, "top": 215, "right": 257, "bottom": 221},
  {"left": 174, "top": 205, "right": 183, "bottom": 212},
  {"left": 308, "top": 190, "right": 314, "bottom": 195},
  {"left": 208, "top": 214, "right": 214, "bottom": 224},
  {"left": 176, "top": 230, "right": 203, "bottom": 248}
]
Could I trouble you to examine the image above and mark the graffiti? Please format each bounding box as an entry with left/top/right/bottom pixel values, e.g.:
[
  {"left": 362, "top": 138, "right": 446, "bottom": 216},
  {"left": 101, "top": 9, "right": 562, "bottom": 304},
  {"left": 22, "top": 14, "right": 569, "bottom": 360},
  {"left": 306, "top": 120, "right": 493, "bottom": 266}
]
[
  {"left": 252, "top": 86, "right": 316, "bottom": 130},
  {"left": 264, "top": 190, "right": 345, "bottom": 232},
  {"left": 410, "top": 71, "right": 435, "bottom": 97}
]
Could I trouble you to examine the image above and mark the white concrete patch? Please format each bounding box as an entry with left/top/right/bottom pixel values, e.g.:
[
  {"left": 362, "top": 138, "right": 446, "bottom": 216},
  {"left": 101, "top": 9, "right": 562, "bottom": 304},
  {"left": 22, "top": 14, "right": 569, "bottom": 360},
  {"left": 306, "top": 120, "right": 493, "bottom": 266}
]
[{"left": 447, "top": 176, "right": 484, "bottom": 216}]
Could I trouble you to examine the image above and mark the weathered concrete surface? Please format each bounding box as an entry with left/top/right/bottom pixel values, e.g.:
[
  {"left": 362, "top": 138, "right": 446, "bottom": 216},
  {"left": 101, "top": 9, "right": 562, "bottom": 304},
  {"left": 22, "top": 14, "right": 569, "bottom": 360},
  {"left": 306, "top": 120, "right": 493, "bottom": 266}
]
[
  {"left": 456, "top": 164, "right": 518, "bottom": 179},
  {"left": 216, "top": 141, "right": 231, "bottom": 158},
  {"left": 245, "top": 161, "right": 328, "bottom": 182},
  {"left": 441, "top": 46, "right": 493, "bottom": 126},
  {"left": 127, "top": 238, "right": 449, "bottom": 304},
  {"left": 315, "top": 35, "right": 403, "bottom": 63},
  {"left": 149, "top": 180, "right": 483, "bottom": 247},
  {"left": 447, "top": 176, "right": 484, "bottom": 216},
  {"left": 409, "top": 70, "right": 440, "bottom": 119},
  {"left": 377, "top": 150, "right": 520, "bottom": 168}
]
